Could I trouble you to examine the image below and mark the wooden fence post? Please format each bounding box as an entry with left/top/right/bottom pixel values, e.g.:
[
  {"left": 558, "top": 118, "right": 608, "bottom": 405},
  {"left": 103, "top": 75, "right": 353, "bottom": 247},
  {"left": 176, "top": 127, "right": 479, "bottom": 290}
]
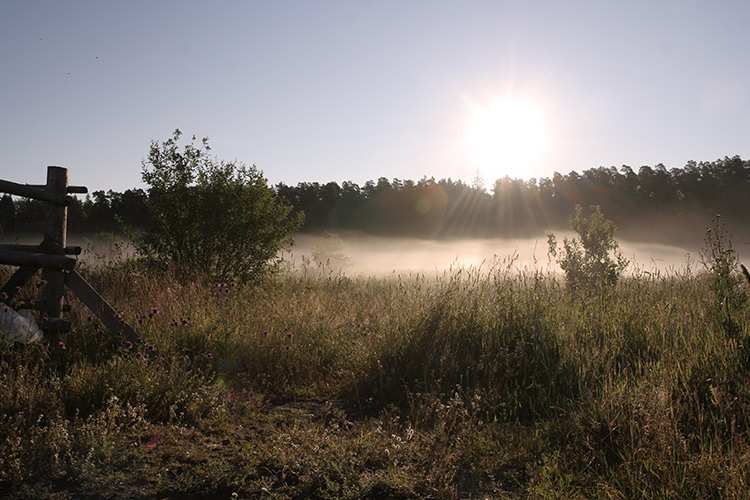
[{"left": 40, "top": 166, "right": 68, "bottom": 321}]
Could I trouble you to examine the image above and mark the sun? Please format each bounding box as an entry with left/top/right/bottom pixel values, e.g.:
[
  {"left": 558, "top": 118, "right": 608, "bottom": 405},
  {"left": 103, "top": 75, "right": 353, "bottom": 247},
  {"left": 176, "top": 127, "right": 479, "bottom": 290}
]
[{"left": 466, "top": 98, "right": 547, "bottom": 179}]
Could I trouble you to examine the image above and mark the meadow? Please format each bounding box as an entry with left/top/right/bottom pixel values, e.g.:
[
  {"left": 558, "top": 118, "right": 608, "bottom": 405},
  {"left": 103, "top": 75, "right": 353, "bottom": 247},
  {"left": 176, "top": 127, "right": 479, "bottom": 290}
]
[{"left": 1, "top": 242, "right": 750, "bottom": 499}]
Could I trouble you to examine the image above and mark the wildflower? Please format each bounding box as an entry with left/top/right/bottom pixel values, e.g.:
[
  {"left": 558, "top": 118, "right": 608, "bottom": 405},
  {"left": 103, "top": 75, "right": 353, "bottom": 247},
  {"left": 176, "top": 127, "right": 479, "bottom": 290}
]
[
  {"left": 205, "top": 352, "right": 215, "bottom": 360},
  {"left": 124, "top": 341, "right": 134, "bottom": 349},
  {"left": 149, "top": 307, "right": 160, "bottom": 318},
  {"left": 0, "top": 292, "right": 8, "bottom": 301},
  {"left": 147, "top": 344, "right": 156, "bottom": 352},
  {"left": 114, "top": 313, "right": 122, "bottom": 320},
  {"left": 146, "top": 435, "right": 161, "bottom": 451},
  {"left": 284, "top": 345, "right": 291, "bottom": 350},
  {"left": 58, "top": 341, "right": 66, "bottom": 350},
  {"left": 286, "top": 332, "right": 293, "bottom": 339},
  {"left": 36, "top": 280, "right": 48, "bottom": 288},
  {"left": 262, "top": 330, "right": 269, "bottom": 337},
  {"left": 181, "top": 317, "right": 191, "bottom": 326},
  {"left": 135, "top": 352, "right": 144, "bottom": 359}
]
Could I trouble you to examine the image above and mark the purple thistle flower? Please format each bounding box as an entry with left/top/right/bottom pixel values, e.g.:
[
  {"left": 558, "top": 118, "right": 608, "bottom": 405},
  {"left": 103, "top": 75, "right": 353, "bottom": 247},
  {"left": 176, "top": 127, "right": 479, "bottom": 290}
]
[
  {"left": 262, "top": 330, "right": 269, "bottom": 337},
  {"left": 135, "top": 352, "right": 144, "bottom": 359},
  {"left": 205, "top": 352, "right": 215, "bottom": 359},
  {"left": 36, "top": 280, "right": 48, "bottom": 288},
  {"left": 124, "top": 341, "right": 134, "bottom": 349},
  {"left": 181, "top": 318, "right": 191, "bottom": 326},
  {"left": 286, "top": 333, "right": 293, "bottom": 339},
  {"left": 147, "top": 344, "right": 156, "bottom": 352},
  {"left": 0, "top": 292, "right": 7, "bottom": 301},
  {"left": 114, "top": 313, "right": 122, "bottom": 320},
  {"left": 58, "top": 341, "right": 66, "bottom": 350}
]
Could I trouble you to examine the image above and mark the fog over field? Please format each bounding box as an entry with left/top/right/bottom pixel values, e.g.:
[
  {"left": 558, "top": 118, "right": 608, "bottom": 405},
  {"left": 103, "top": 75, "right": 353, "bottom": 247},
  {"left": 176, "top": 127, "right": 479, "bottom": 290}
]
[
  {"left": 289, "top": 233, "right": 711, "bottom": 277},
  {"left": 5, "top": 232, "right": 737, "bottom": 278}
]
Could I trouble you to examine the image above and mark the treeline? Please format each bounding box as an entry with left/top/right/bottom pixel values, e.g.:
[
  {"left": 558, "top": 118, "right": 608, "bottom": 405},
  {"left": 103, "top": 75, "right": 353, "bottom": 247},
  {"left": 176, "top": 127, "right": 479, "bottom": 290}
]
[
  {"left": 2, "top": 155, "right": 749, "bottom": 245},
  {"left": 0, "top": 189, "right": 148, "bottom": 237},
  {"left": 276, "top": 155, "right": 750, "bottom": 244}
]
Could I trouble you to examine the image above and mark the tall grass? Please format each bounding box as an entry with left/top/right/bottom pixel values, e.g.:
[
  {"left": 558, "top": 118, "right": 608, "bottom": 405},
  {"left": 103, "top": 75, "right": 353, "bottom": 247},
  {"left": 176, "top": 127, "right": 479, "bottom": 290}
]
[{"left": 2, "top": 253, "right": 750, "bottom": 498}]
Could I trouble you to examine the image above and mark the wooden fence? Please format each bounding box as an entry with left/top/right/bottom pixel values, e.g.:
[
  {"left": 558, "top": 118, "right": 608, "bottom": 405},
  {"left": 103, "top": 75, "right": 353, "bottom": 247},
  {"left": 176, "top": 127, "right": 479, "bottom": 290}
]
[{"left": 0, "top": 166, "right": 143, "bottom": 346}]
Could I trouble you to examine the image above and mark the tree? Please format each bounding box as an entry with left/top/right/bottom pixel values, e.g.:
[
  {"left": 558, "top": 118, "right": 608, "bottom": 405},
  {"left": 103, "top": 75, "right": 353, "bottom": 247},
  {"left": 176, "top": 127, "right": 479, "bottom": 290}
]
[
  {"left": 548, "top": 205, "right": 628, "bottom": 292},
  {"left": 137, "top": 129, "right": 303, "bottom": 282}
]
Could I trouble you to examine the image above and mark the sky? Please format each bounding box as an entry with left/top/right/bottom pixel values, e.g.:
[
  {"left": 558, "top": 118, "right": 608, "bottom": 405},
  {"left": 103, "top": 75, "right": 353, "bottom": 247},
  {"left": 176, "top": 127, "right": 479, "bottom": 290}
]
[{"left": 1, "top": 0, "right": 749, "bottom": 193}]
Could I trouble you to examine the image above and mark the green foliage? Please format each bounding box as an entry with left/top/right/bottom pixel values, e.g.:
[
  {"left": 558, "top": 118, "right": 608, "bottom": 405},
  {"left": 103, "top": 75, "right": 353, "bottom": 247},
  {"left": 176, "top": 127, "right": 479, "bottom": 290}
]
[
  {"left": 137, "top": 129, "right": 303, "bottom": 282},
  {"left": 700, "top": 215, "right": 747, "bottom": 333},
  {"left": 548, "top": 204, "right": 628, "bottom": 292}
]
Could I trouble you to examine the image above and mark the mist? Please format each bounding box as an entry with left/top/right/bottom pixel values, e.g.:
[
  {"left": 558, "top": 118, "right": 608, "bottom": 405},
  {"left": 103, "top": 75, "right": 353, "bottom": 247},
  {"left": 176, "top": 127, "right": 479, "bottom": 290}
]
[
  {"left": 2, "top": 231, "right": 730, "bottom": 278},
  {"left": 288, "top": 233, "right": 710, "bottom": 277}
]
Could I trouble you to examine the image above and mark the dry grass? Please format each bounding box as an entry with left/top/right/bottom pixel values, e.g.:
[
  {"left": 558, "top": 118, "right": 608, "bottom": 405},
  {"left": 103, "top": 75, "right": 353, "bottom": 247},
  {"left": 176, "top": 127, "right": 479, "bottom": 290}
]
[{"left": 2, "top": 254, "right": 750, "bottom": 498}]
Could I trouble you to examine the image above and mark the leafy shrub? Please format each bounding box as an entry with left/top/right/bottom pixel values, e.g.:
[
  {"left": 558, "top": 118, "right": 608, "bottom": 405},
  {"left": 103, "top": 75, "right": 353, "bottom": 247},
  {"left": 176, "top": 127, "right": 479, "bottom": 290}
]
[
  {"left": 700, "top": 215, "right": 747, "bottom": 333},
  {"left": 136, "top": 130, "right": 303, "bottom": 282},
  {"left": 548, "top": 205, "right": 628, "bottom": 292}
]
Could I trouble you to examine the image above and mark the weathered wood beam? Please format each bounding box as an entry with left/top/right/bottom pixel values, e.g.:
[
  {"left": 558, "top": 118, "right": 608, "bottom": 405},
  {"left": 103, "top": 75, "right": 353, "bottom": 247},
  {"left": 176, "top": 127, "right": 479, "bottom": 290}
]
[
  {"left": 65, "top": 269, "right": 143, "bottom": 347},
  {"left": 0, "top": 249, "right": 76, "bottom": 270},
  {"left": 0, "top": 239, "right": 58, "bottom": 301},
  {"left": 0, "top": 244, "right": 82, "bottom": 255},
  {"left": 0, "top": 179, "right": 77, "bottom": 206},
  {"left": 40, "top": 167, "right": 69, "bottom": 319},
  {"left": 40, "top": 318, "right": 71, "bottom": 333},
  {"left": 0, "top": 266, "right": 39, "bottom": 302},
  {"left": 28, "top": 184, "right": 88, "bottom": 194}
]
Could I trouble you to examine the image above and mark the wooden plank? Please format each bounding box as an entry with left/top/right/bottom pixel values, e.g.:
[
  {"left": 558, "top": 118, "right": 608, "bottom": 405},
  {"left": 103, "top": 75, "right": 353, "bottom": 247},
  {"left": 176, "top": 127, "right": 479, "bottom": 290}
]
[
  {"left": 0, "top": 239, "right": 57, "bottom": 301},
  {"left": 0, "top": 244, "right": 82, "bottom": 255},
  {"left": 40, "top": 167, "right": 68, "bottom": 319},
  {"left": 0, "top": 179, "right": 76, "bottom": 206},
  {"left": 28, "top": 184, "right": 88, "bottom": 194},
  {"left": 0, "top": 266, "right": 39, "bottom": 302},
  {"left": 65, "top": 269, "right": 143, "bottom": 347},
  {"left": 40, "top": 318, "right": 71, "bottom": 333},
  {"left": 0, "top": 249, "right": 75, "bottom": 270}
]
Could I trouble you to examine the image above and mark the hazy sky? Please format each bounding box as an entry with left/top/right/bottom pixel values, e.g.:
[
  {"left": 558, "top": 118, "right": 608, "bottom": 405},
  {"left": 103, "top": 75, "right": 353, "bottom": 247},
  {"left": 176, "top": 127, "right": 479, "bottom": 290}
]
[{"left": 1, "top": 0, "right": 749, "bottom": 193}]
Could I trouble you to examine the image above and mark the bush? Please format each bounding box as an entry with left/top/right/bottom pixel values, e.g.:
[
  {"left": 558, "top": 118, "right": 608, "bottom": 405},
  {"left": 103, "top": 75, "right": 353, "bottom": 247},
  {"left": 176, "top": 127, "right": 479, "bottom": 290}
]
[
  {"left": 136, "top": 130, "right": 303, "bottom": 282},
  {"left": 700, "top": 215, "right": 747, "bottom": 333},
  {"left": 548, "top": 205, "right": 628, "bottom": 292}
]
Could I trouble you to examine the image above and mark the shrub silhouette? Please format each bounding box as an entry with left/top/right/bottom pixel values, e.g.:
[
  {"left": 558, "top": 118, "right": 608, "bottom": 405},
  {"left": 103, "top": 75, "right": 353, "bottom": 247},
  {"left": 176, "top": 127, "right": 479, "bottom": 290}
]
[{"left": 136, "top": 129, "right": 303, "bottom": 282}]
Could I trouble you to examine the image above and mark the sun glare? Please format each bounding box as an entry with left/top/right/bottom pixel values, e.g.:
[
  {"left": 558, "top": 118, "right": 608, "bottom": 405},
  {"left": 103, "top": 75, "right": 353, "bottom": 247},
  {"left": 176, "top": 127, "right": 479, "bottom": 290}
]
[{"left": 466, "top": 98, "right": 547, "bottom": 179}]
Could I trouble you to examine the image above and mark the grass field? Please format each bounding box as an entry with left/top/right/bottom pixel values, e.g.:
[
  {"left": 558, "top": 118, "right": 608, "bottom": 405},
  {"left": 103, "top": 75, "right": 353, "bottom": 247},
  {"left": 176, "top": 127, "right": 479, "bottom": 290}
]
[{"left": 2, "top": 251, "right": 750, "bottom": 498}]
